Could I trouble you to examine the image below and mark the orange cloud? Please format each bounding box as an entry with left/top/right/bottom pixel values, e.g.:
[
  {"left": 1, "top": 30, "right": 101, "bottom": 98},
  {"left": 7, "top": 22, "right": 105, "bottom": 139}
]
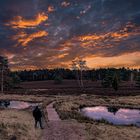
[
  {"left": 60, "top": 22, "right": 140, "bottom": 49},
  {"left": 57, "top": 53, "right": 69, "bottom": 58},
  {"left": 78, "top": 23, "right": 137, "bottom": 44},
  {"left": 13, "top": 31, "right": 48, "bottom": 47},
  {"left": 6, "top": 12, "right": 48, "bottom": 29},
  {"left": 48, "top": 6, "right": 55, "bottom": 13}
]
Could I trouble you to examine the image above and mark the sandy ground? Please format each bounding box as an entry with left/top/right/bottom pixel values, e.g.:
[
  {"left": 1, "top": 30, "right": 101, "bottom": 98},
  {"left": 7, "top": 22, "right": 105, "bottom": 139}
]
[
  {"left": 46, "top": 102, "right": 60, "bottom": 121},
  {"left": 44, "top": 102, "right": 87, "bottom": 140},
  {"left": 44, "top": 121, "right": 87, "bottom": 140}
]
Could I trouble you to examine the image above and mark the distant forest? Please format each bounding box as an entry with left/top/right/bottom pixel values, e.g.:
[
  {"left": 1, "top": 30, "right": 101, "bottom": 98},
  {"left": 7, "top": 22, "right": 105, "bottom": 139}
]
[
  {"left": 13, "top": 68, "right": 139, "bottom": 82},
  {"left": 0, "top": 55, "right": 139, "bottom": 83}
]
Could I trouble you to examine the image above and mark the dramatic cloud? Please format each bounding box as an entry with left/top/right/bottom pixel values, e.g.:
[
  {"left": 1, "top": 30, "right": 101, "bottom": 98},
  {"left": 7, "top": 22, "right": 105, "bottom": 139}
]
[
  {"left": 0, "top": 0, "right": 140, "bottom": 70},
  {"left": 6, "top": 12, "right": 48, "bottom": 29},
  {"left": 60, "top": 22, "right": 140, "bottom": 53},
  {"left": 13, "top": 31, "right": 48, "bottom": 47}
]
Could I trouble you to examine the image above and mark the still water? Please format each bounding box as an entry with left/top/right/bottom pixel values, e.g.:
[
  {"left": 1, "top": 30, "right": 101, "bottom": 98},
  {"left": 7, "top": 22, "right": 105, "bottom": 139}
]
[
  {"left": 81, "top": 106, "right": 140, "bottom": 127},
  {"left": 0, "top": 100, "right": 40, "bottom": 109}
]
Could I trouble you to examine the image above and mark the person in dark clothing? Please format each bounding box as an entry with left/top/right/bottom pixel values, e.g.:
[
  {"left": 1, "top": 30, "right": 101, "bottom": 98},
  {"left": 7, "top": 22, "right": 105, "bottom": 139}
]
[{"left": 33, "top": 106, "right": 43, "bottom": 129}]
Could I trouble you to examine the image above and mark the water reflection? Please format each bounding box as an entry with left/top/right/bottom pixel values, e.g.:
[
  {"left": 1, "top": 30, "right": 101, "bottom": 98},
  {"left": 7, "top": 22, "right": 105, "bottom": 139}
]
[
  {"left": 81, "top": 106, "right": 140, "bottom": 127},
  {"left": 0, "top": 100, "right": 10, "bottom": 107},
  {"left": 0, "top": 100, "right": 40, "bottom": 109},
  {"left": 107, "top": 107, "right": 119, "bottom": 115}
]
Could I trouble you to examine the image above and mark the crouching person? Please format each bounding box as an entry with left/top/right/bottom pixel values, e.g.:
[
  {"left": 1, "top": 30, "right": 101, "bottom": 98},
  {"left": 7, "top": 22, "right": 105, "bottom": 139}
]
[{"left": 33, "top": 106, "right": 44, "bottom": 129}]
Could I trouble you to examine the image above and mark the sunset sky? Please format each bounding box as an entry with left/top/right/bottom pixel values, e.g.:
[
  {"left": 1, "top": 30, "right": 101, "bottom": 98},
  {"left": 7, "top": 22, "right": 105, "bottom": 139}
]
[{"left": 0, "top": 0, "right": 140, "bottom": 70}]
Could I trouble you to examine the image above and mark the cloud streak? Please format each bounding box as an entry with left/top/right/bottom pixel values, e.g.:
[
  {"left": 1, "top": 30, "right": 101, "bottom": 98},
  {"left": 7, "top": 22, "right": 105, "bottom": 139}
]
[
  {"left": 12, "top": 31, "right": 48, "bottom": 47},
  {"left": 6, "top": 12, "right": 48, "bottom": 29}
]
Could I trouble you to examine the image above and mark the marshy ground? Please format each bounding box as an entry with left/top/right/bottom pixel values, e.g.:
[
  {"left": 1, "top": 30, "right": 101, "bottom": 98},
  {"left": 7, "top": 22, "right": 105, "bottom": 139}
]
[
  {"left": 0, "top": 80, "right": 140, "bottom": 140},
  {"left": 0, "top": 93, "right": 140, "bottom": 140}
]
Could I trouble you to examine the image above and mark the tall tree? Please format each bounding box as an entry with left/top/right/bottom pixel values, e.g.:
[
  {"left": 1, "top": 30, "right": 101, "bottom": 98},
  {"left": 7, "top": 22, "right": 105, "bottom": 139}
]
[
  {"left": 78, "top": 60, "right": 87, "bottom": 88},
  {"left": 102, "top": 70, "right": 113, "bottom": 88},
  {"left": 0, "top": 56, "right": 9, "bottom": 93},
  {"left": 10, "top": 73, "right": 21, "bottom": 88},
  {"left": 112, "top": 73, "right": 119, "bottom": 91},
  {"left": 71, "top": 59, "right": 88, "bottom": 88},
  {"left": 71, "top": 60, "right": 81, "bottom": 87},
  {"left": 136, "top": 71, "right": 140, "bottom": 88}
]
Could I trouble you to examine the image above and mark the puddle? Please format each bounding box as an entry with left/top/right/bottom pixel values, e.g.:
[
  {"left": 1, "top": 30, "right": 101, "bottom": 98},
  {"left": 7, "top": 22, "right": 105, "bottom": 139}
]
[
  {"left": 0, "top": 100, "right": 40, "bottom": 109},
  {"left": 81, "top": 106, "right": 140, "bottom": 127}
]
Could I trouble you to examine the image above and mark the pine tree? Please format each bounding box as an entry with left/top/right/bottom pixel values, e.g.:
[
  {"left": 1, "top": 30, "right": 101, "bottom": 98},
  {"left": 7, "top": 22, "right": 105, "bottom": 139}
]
[
  {"left": 112, "top": 73, "right": 119, "bottom": 91},
  {"left": 10, "top": 73, "right": 21, "bottom": 88},
  {"left": 102, "top": 71, "right": 113, "bottom": 88},
  {"left": 136, "top": 74, "right": 140, "bottom": 88},
  {"left": 54, "top": 75, "right": 63, "bottom": 84},
  {"left": 0, "top": 56, "right": 9, "bottom": 93}
]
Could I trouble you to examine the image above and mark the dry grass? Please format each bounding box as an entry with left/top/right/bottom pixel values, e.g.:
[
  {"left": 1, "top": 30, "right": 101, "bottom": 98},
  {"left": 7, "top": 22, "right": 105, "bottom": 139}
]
[
  {"left": 0, "top": 94, "right": 55, "bottom": 140},
  {"left": 54, "top": 95, "right": 140, "bottom": 122},
  {"left": 85, "top": 123, "right": 140, "bottom": 140},
  {"left": 0, "top": 109, "right": 43, "bottom": 140},
  {"left": 117, "top": 96, "right": 140, "bottom": 106},
  {"left": 0, "top": 94, "right": 46, "bottom": 102},
  {"left": 0, "top": 93, "right": 140, "bottom": 140},
  {"left": 53, "top": 95, "right": 140, "bottom": 140}
]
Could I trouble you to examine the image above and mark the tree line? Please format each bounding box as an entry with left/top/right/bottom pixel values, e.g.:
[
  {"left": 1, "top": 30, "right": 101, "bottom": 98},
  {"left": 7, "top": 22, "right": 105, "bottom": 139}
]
[
  {"left": 0, "top": 55, "right": 140, "bottom": 92},
  {"left": 14, "top": 67, "right": 139, "bottom": 82}
]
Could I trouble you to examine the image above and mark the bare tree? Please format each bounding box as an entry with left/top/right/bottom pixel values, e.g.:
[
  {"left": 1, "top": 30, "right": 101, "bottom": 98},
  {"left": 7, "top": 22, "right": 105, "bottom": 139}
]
[
  {"left": 71, "top": 60, "right": 80, "bottom": 87},
  {"left": 71, "top": 59, "right": 88, "bottom": 88}
]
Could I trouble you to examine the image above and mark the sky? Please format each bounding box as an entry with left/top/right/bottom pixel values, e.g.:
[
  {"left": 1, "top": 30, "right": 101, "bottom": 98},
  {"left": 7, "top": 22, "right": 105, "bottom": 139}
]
[{"left": 0, "top": 0, "right": 140, "bottom": 70}]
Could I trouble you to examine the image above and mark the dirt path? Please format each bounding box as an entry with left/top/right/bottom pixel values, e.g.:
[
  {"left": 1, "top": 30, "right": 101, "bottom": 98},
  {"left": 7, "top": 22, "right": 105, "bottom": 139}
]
[
  {"left": 43, "top": 102, "right": 87, "bottom": 140},
  {"left": 46, "top": 102, "right": 61, "bottom": 121}
]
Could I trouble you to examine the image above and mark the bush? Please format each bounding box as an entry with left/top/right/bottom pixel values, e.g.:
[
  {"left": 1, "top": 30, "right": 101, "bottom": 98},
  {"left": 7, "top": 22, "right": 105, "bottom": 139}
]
[
  {"left": 102, "top": 72, "right": 112, "bottom": 88},
  {"left": 102, "top": 71, "right": 119, "bottom": 91},
  {"left": 136, "top": 75, "right": 140, "bottom": 87},
  {"left": 54, "top": 75, "right": 63, "bottom": 84}
]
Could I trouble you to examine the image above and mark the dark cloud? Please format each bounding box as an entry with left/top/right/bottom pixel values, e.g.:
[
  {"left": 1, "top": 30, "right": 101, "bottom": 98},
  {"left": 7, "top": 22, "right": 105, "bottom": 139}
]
[{"left": 0, "top": 0, "right": 140, "bottom": 70}]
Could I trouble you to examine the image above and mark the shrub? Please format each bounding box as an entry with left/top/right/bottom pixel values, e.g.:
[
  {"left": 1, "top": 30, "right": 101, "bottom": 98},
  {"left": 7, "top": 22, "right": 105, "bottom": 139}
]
[
  {"left": 136, "top": 75, "right": 140, "bottom": 87},
  {"left": 54, "top": 75, "right": 63, "bottom": 84}
]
